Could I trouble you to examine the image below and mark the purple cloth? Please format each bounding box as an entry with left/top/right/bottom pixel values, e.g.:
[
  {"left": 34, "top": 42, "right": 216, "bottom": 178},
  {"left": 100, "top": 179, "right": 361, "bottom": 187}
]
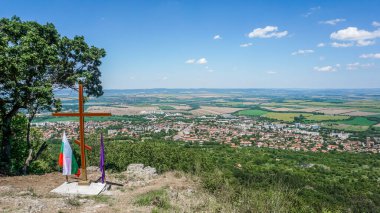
[{"left": 100, "top": 133, "right": 105, "bottom": 183}]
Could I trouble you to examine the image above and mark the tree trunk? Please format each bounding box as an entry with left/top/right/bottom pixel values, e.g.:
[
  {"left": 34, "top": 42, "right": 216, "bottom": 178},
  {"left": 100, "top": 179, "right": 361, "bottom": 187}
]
[
  {"left": 1, "top": 105, "right": 20, "bottom": 174},
  {"left": 22, "top": 149, "right": 33, "bottom": 175},
  {"left": 22, "top": 113, "right": 34, "bottom": 175},
  {"left": 0, "top": 117, "right": 12, "bottom": 174}
]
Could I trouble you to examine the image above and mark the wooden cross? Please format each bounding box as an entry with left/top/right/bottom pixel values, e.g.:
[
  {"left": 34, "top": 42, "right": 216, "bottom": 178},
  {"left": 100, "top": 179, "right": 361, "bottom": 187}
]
[{"left": 52, "top": 84, "right": 111, "bottom": 184}]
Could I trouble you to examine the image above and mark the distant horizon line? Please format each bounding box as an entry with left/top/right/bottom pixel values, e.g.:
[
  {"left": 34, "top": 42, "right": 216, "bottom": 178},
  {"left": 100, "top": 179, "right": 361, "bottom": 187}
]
[{"left": 101, "top": 87, "right": 380, "bottom": 90}]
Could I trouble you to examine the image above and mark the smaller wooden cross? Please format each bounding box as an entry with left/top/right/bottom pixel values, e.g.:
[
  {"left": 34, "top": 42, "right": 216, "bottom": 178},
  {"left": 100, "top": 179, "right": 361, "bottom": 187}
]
[{"left": 52, "top": 84, "right": 111, "bottom": 184}]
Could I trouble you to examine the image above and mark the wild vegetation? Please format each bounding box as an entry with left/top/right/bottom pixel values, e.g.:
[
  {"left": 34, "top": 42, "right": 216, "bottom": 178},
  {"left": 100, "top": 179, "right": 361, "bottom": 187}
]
[
  {"left": 17, "top": 131, "right": 377, "bottom": 213},
  {"left": 0, "top": 16, "right": 106, "bottom": 174},
  {"left": 105, "top": 140, "right": 380, "bottom": 212}
]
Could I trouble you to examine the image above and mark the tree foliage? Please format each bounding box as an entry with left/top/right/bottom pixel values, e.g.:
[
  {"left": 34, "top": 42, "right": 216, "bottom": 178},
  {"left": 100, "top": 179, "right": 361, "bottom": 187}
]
[{"left": 0, "top": 16, "right": 106, "bottom": 173}]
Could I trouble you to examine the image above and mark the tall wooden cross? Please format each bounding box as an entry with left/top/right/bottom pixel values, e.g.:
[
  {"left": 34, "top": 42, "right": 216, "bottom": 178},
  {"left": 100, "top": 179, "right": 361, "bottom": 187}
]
[{"left": 52, "top": 84, "right": 111, "bottom": 184}]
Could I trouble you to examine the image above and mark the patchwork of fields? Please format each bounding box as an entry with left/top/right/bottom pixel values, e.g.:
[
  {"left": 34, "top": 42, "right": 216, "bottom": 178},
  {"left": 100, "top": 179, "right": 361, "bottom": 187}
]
[
  {"left": 237, "top": 109, "right": 350, "bottom": 122},
  {"left": 50, "top": 90, "right": 380, "bottom": 134},
  {"left": 236, "top": 108, "right": 380, "bottom": 132}
]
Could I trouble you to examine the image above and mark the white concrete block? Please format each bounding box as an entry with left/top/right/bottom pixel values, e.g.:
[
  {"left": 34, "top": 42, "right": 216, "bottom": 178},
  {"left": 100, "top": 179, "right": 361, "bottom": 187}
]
[{"left": 51, "top": 182, "right": 106, "bottom": 196}]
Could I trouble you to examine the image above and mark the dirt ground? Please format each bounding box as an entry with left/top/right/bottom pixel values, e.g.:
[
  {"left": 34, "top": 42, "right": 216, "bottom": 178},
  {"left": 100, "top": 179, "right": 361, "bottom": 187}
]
[{"left": 0, "top": 170, "right": 223, "bottom": 213}]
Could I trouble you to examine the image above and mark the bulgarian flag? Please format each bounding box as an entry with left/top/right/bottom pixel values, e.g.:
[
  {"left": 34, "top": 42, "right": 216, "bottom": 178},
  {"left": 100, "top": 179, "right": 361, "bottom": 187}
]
[{"left": 58, "top": 132, "right": 80, "bottom": 177}]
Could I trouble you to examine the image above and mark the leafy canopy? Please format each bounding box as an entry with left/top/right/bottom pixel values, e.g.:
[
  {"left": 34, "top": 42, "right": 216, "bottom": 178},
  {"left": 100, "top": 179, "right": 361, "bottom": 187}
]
[{"left": 0, "top": 16, "right": 106, "bottom": 165}]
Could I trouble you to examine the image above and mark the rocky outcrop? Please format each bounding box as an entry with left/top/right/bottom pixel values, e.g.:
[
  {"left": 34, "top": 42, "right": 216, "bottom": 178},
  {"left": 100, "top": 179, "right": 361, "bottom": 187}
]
[{"left": 120, "top": 164, "right": 158, "bottom": 187}]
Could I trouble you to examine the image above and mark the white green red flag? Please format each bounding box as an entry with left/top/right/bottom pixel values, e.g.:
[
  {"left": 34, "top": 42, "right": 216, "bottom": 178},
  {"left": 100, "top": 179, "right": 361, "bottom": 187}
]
[{"left": 58, "top": 132, "right": 80, "bottom": 176}]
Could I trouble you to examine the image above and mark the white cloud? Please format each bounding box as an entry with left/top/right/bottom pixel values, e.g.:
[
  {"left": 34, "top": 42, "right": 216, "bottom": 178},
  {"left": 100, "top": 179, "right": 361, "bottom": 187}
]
[
  {"left": 330, "top": 27, "right": 380, "bottom": 46},
  {"left": 240, "top": 42, "right": 253, "bottom": 47},
  {"left": 186, "top": 58, "right": 208, "bottom": 64},
  {"left": 372, "top": 21, "right": 380, "bottom": 27},
  {"left": 356, "top": 40, "right": 375, "bottom": 46},
  {"left": 196, "top": 58, "right": 208, "bottom": 64},
  {"left": 320, "top": 18, "right": 346, "bottom": 25},
  {"left": 360, "top": 53, "right": 380, "bottom": 59},
  {"left": 331, "top": 42, "right": 354, "bottom": 48},
  {"left": 267, "top": 71, "right": 277, "bottom": 74},
  {"left": 185, "top": 59, "right": 195, "bottom": 64},
  {"left": 248, "top": 26, "right": 288, "bottom": 38},
  {"left": 213, "top": 35, "right": 222, "bottom": 40},
  {"left": 346, "top": 62, "right": 374, "bottom": 70},
  {"left": 162, "top": 76, "right": 168, "bottom": 80},
  {"left": 317, "top": 43, "right": 325, "bottom": 47},
  {"left": 313, "top": 65, "right": 338, "bottom": 72},
  {"left": 303, "top": 6, "right": 321, "bottom": 18},
  {"left": 291, "top": 49, "right": 314, "bottom": 56}
]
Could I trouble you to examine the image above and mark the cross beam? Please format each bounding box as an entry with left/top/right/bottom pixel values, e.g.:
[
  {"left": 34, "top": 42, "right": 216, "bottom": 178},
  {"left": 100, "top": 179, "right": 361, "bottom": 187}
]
[{"left": 53, "top": 84, "right": 111, "bottom": 184}]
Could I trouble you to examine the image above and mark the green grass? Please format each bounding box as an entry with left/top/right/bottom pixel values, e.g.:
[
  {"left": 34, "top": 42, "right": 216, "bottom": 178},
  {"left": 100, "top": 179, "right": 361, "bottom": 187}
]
[
  {"left": 134, "top": 189, "right": 171, "bottom": 210},
  {"left": 306, "top": 114, "right": 350, "bottom": 122},
  {"left": 323, "top": 124, "right": 369, "bottom": 132},
  {"left": 159, "top": 105, "right": 176, "bottom": 110},
  {"left": 237, "top": 110, "right": 351, "bottom": 122},
  {"left": 237, "top": 109, "right": 268, "bottom": 116},
  {"left": 66, "top": 197, "right": 81, "bottom": 206},
  {"left": 263, "top": 112, "right": 313, "bottom": 122},
  {"left": 335, "top": 117, "right": 377, "bottom": 126}
]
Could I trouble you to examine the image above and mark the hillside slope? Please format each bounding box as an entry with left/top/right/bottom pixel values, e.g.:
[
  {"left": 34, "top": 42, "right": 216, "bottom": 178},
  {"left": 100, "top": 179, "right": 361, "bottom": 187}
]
[{"left": 0, "top": 168, "right": 227, "bottom": 213}]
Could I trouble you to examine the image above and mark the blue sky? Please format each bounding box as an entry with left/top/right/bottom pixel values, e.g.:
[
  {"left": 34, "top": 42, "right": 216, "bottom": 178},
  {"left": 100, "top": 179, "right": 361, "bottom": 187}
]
[{"left": 1, "top": 0, "right": 380, "bottom": 89}]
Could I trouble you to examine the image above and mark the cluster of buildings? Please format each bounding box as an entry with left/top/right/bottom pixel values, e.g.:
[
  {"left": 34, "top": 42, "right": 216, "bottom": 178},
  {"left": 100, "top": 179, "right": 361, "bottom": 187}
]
[{"left": 33, "top": 112, "right": 380, "bottom": 153}]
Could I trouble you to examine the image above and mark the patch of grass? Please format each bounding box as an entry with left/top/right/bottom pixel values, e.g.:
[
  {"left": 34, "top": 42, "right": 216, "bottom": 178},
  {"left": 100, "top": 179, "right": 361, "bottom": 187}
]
[
  {"left": 66, "top": 197, "right": 81, "bottom": 206},
  {"left": 159, "top": 105, "right": 176, "bottom": 110},
  {"left": 174, "top": 171, "right": 183, "bottom": 179},
  {"left": 335, "top": 117, "right": 377, "bottom": 126},
  {"left": 323, "top": 124, "right": 369, "bottom": 132},
  {"left": 261, "top": 112, "right": 350, "bottom": 123},
  {"left": 237, "top": 109, "right": 268, "bottom": 116},
  {"left": 263, "top": 112, "right": 313, "bottom": 122},
  {"left": 114, "top": 173, "right": 126, "bottom": 180},
  {"left": 306, "top": 114, "right": 350, "bottom": 122},
  {"left": 93, "top": 195, "right": 111, "bottom": 203},
  {"left": 135, "top": 189, "right": 171, "bottom": 210},
  {"left": 27, "top": 187, "right": 37, "bottom": 197}
]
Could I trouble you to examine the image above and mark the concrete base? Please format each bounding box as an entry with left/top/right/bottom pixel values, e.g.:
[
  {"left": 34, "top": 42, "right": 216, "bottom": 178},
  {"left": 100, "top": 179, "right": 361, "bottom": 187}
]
[{"left": 51, "top": 182, "right": 107, "bottom": 196}]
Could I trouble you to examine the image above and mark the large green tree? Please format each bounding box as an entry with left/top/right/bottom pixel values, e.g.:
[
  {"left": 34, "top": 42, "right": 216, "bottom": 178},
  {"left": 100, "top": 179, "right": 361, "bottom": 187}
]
[{"left": 0, "top": 16, "right": 106, "bottom": 173}]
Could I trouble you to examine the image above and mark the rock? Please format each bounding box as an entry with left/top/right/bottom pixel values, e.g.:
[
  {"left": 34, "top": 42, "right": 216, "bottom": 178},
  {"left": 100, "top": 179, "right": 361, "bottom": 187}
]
[
  {"left": 21, "top": 198, "right": 45, "bottom": 213},
  {"left": 87, "top": 166, "right": 100, "bottom": 172},
  {"left": 123, "top": 164, "right": 158, "bottom": 186}
]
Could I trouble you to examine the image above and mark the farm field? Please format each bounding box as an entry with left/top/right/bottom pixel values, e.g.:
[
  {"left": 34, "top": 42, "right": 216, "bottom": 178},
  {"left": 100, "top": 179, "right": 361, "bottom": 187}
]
[
  {"left": 263, "top": 112, "right": 313, "bottom": 122},
  {"left": 32, "top": 115, "right": 141, "bottom": 123},
  {"left": 323, "top": 124, "right": 369, "bottom": 132},
  {"left": 158, "top": 105, "right": 176, "bottom": 110},
  {"left": 236, "top": 109, "right": 268, "bottom": 116},
  {"left": 306, "top": 114, "right": 350, "bottom": 122},
  {"left": 237, "top": 109, "right": 351, "bottom": 122},
  {"left": 332, "top": 117, "right": 377, "bottom": 126},
  {"left": 263, "top": 112, "right": 349, "bottom": 122},
  {"left": 190, "top": 106, "right": 243, "bottom": 116},
  {"left": 88, "top": 106, "right": 159, "bottom": 115}
]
